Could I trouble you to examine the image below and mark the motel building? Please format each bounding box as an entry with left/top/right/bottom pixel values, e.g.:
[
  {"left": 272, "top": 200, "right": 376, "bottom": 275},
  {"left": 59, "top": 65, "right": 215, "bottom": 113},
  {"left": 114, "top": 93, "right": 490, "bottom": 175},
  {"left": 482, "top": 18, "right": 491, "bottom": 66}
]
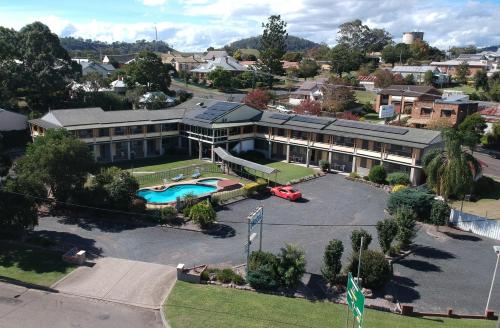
[{"left": 29, "top": 98, "right": 442, "bottom": 185}]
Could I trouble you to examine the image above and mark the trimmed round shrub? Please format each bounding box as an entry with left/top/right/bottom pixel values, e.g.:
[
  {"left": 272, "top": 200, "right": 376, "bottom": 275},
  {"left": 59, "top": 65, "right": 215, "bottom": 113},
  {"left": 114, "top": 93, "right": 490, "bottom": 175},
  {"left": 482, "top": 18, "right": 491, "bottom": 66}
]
[
  {"left": 387, "top": 188, "right": 434, "bottom": 222},
  {"left": 430, "top": 200, "right": 451, "bottom": 226},
  {"left": 319, "top": 160, "right": 330, "bottom": 172},
  {"left": 189, "top": 200, "right": 216, "bottom": 228},
  {"left": 247, "top": 264, "right": 279, "bottom": 290},
  {"left": 350, "top": 229, "right": 372, "bottom": 252},
  {"left": 347, "top": 250, "right": 392, "bottom": 289},
  {"left": 391, "top": 184, "right": 407, "bottom": 193},
  {"left": 368, "top": 165, "right": 386, "bottom": 184},
  {"left": 276, "top": 244, "right": 307, "bottom": 289},
  {"left": 395, "top": 206, "right": 417, "bottom": 249},
  {"left": 386, "top": 172, "right": 411, "bottom": 186},
  {"left": 321, "top": 239, "right": 344, "bottom": 285},
  {"left": 160, "top": 206, "right": 177, "bottom": 221},
  {"left": 249, "top": 251, "right": 277, "bottom": 272},
  {"left": 376, "top": 219, "right": 398, "bottom": 254}
]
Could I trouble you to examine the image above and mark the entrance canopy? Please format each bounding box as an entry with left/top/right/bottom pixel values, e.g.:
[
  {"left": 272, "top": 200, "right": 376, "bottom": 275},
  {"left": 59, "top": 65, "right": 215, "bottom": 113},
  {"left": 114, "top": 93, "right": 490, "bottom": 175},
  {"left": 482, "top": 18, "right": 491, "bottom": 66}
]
[{"left": 213, "top": 147, "right": 278, "bottom": 175}]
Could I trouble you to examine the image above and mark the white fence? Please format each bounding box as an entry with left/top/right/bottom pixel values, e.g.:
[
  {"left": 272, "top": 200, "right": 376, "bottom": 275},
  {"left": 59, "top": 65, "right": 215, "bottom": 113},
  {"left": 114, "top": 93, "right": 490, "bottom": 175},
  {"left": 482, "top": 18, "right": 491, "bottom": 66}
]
[{"left": 449, "top": 209, "right": 500, "bottom": 241}]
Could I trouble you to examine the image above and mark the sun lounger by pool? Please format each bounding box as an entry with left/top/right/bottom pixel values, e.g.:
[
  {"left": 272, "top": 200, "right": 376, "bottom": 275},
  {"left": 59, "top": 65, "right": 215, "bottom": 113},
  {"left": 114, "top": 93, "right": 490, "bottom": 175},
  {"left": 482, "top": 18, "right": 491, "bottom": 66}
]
[
  {"left": 192, "top": 169, "right": 201, "bottom": 179},
  {"left": 172, "top": 174, "right": 184, "bottom": 181}
]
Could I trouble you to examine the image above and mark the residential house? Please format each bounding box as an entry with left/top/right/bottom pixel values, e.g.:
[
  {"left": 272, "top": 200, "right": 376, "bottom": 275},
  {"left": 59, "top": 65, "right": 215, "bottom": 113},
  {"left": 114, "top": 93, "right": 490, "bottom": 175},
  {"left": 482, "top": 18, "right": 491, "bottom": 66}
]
[
  {"left": 282, "top": 61, "right": 300, "bottom": 71},
  {"left": 190, "top": 56, "right": 247, "bottom": 80},
  {"left": 391, "top": 66, "right": 441, "bottom": 84},
  {"left": 375, "top": 85, "right": 442, "bottom": 114},
  {"left": 479, "top": 105, "right": 500, "bottom": 134},
  {"left": 239, "top": 61, "right": 257, "bottom": 69},
  {"left": 110, "top": 78, "right": 127, "bottom": 94},
  {"left": 203, "top": 50, "right": 228, "bottom": 61},
  {"left": 102, "top": 54, "right": 137, "bottom": 67},
  {"left": 161, "top": 52, "right": 205, "bottom": 72},
  {"left": 28, "top": 98, "right": 443, "bottom": 185},
  {"left": 81, "top": 61, "right": 116, "bottom": 78},
  {"left": 409, "top": 94, "right": 478, "bottom": 128},
  {"left": 0, "top": 108, "right": 27, "bottom": 131},
  {"left": 358, "top": 76, "right": 377, "bottom": 91},
  {"left": 289, "top": 78, "right": 329, "bottom": 105},
  {"left": 430, "top": 59, "right": 489, "bottom": 77},
  {"left": 139, "top": 91, "right": 176, "bottom": 108}
]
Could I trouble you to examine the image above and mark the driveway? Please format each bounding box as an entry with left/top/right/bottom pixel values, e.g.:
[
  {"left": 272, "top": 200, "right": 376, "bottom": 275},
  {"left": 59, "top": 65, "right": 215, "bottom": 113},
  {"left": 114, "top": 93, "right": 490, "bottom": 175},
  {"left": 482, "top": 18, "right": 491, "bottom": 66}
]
[
  {"left": 0, "top": 282, "right": 164, "bottom": 328},
  {"left": 53, "top": 257, "right": 177, "bottom": 309}
]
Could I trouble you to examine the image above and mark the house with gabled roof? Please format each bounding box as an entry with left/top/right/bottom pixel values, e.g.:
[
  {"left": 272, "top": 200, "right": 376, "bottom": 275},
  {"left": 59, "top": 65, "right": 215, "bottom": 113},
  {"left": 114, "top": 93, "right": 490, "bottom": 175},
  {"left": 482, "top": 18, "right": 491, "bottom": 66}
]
[{"left": 190, "top": 56, "right": 247, "bottom": 80}]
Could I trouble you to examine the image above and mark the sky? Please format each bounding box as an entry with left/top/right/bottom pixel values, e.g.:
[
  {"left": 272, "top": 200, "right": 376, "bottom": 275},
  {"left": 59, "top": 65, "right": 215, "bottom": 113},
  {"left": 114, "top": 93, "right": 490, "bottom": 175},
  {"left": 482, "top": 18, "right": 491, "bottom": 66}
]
[{"left": 1, "top": 0, "right": 500, "bottom": 52}]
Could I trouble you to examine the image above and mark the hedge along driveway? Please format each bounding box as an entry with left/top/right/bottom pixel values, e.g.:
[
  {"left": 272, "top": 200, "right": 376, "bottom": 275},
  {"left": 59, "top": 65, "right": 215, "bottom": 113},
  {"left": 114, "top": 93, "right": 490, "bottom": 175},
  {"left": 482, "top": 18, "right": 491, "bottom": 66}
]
[{"left": 165, "top": 282, "right": 494, "bottom": 328}]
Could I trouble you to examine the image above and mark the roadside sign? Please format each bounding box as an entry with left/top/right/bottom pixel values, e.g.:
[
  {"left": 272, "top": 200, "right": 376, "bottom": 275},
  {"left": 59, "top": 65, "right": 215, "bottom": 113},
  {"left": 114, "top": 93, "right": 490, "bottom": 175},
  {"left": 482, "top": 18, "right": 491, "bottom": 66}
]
[
  {"left": 347, "top": 272, "right": 365, "bottom": 328},
  {"left": 379, "top": 104, "right": 395, "bottom": 119},
  {"left": 248, "top": 206, "right": 263, "bottom": 231}
]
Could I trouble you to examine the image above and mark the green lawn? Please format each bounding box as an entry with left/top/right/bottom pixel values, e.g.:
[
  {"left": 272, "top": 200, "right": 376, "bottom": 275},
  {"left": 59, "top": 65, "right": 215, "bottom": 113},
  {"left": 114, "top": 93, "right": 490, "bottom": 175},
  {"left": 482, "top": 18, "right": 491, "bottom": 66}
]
[
  {"left": 355, "top": 90, "right": 377, "bottom": 105},
  {"left": 450, "top": 179, "right": 500, "bottom": 219},
  {"left": 243, "top": 160, "right": 316, "bottom": 185},
  {"left": 165, "top": 282, "right": 494, "bottom": 328},
  {"left": 108, "top": 154, "right": 205, "bottom": 173},
  {"left": 438, "top": 84, "right": 476, "bottom": 95},
  {"left": 0, "top": 242, "right": 75, "bottom": 286}
]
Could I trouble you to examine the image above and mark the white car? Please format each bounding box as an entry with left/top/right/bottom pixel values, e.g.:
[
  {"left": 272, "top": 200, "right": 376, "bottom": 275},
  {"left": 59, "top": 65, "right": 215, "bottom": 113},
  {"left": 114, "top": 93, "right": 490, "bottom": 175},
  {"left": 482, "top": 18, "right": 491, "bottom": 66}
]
[{"left": 277, "top": 105, "right": 293, "bottom": 114}]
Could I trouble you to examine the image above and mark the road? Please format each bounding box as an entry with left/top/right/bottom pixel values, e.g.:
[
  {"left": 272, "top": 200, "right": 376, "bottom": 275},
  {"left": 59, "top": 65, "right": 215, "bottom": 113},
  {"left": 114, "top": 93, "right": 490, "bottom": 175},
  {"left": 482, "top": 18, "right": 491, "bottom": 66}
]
[{"left": 475, "top": 149, "right": 500, "bottom": 179}]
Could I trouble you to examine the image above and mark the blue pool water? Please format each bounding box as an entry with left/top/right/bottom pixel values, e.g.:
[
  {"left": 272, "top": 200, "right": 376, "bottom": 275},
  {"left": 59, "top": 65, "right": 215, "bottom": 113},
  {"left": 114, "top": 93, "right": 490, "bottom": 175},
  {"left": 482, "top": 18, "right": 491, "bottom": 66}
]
[
  {"left": 137, "top": 184, "right": 217, "bottom": 203},
  {"left": 197, "top": 178, "right": 222, "bottom": 185}
]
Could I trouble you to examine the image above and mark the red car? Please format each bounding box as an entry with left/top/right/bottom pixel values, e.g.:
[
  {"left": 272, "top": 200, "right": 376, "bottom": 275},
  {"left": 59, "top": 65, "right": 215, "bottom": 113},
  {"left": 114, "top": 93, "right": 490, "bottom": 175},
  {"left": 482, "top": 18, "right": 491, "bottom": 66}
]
[{"left": 270, "top": 185, "right": 302, "bottom": 201}]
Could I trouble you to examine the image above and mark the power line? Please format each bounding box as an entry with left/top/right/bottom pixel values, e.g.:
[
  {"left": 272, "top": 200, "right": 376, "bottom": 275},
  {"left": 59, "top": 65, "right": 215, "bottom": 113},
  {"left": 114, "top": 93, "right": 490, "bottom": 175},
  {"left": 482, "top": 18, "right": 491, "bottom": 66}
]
[{"left": 217, "top": 220, "right": 377, "bottom": 227}]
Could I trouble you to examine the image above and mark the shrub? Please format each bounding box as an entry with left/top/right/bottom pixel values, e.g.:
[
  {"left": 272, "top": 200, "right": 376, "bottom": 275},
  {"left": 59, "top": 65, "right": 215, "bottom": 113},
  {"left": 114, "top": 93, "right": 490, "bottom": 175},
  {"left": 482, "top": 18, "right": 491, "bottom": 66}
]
[
  {"left": 368, "top": 165, "right": 386, "bottom": 184},
  {"left": 319, "top": 160, "right": 330, "bottom": 172},
  {"left": 472, "top": 176, "right": 496, "bottom": 199},
  {"left": 276, "top": 244, "right": 307, "bottom": 289},
  {"left": 430, "top": 200, "right": 451, "bottom": 227},
  {"left": 249, "top": 251, "right": 277, "bottom": 272},
  {"left": 387, "top": 188, "right": 434, "bottom": 222},
  {"left": 247, "top": 264, "right": 279, "bottom": 290},
  {"left": 131, "top": 198, "right": 146, "bottom": 212},
  {"left": 232, "top": 273, "right": 245, "bottom": 285},
  {"left": 216, "top": 268, "right": 236, "bottom": 283},
  {"left": 386, "top": 172, "right": 411, "bottom": 186},
  {"left": 350, "top": 229, "right": 372, "bottom": 252},
  {"left": 349, "top": 172, "right": 360, "bottom": 179},
  {"left": 321, "top": 240, "right": 344, "bottom": 285},
  {"left": 391, "top": 184, "right": 407, "bottom": 193},
  {"left": 376, "top": 219, "right": 398, "bottom": 254},
  {"left": 189, "top": 200, "right": 216, "bottom": 228},
  {"left": 395, "top": 207, "right": 417, "bottom": 249},
  {"left": 182, "top": 206, "right": 192, "bottom": 218},
  {"left": 160, "top": 206, "right": 177, "bottom": 221},
  {"left": 244, "top": 182, "right": 260, "bottom": 195},
  {"left": 255, "top": 178, "right": 268, "bottom": 193},
  {"left": 347, "top": 250, "right": 392, "bottom": 289}
]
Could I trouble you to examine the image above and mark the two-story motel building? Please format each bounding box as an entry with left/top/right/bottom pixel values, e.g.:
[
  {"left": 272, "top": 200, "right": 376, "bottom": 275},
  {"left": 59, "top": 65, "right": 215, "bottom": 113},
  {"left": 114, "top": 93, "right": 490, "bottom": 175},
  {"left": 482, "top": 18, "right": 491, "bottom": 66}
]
[{"left": 29, "top": 98, "right": 442, "bottom": 185}]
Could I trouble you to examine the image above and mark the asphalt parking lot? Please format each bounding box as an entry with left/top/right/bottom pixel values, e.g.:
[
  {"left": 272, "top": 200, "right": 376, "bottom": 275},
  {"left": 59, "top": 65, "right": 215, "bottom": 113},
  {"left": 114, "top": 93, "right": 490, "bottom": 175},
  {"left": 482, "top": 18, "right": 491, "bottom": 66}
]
[{"left": 34, "top": 174, "right": 500, "bottom": 314}]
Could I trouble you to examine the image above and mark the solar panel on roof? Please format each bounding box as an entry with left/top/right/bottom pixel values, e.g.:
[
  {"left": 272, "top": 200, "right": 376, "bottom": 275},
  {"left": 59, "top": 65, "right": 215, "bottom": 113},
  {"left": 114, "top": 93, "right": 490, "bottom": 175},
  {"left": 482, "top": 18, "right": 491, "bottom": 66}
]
[
  {"left": 206, "top": 102, "right": 239, "bottom": 112},
  {"left": 270, "top": 113, "right": 293, "bottom": 120},
  {"left": 332, "top": 120, "right": 408, "bottom": 135},
  {"left": 291, "top": 115, "right": 333, "bottom": 125}
]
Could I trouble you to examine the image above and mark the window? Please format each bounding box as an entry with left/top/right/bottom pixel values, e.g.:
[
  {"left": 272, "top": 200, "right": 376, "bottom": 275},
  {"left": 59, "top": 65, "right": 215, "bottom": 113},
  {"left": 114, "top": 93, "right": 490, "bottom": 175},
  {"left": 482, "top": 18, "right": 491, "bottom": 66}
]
[
  {"left": 113, "top": 127, "right": 125, "bottom": 136},
  {"left": 276, "top": 128, "right": 285, "bottom": 137},
  {"left": 228, "top": 127, "right": 239, "bottom": 135},
  {"left": 420, "top": 107, "right": 432, "bottom": 116},
  {"left": 381, "top": 94, "right": 389, "bottom": 105},
  {"left": 359, "top": 157, "right": 367, "bottom": 168},
  {"left": 441, "top": 109, "right": 454, "bottom": 117},
  {"left": 373, "top": 142, "right": 382, "bottom": 152},
  {"left": 388, "top": 144, "right": 412, "bottom": 157},
  {"left": 98, "top": 128, "right": 109, "bottom": 137},
  {"left": 361, "top": 140, "right": 369, "bottom": 150},
  {"left": 242, "top": 125, "right": 253, "bottom": 134},
  {"left": 257, "top": 125, "right": 268, "bottom": 134},
  {"left": 147, "top": 124, "right": 159, "bottom": 133},
  {"left": 162, "top": 123, "right": 178, "bottom": 131},
  {"left": 77, "top": 129, "right": 93, "bottom": 139},
  {"left": 129, "top": 125, "right": 143, "bottom": 135},
  {"left": 291, "top": 130, "right": 308, "bottom": 140},
  {"left": 316, "top": 134, "right": 328, "bottom": 143}
]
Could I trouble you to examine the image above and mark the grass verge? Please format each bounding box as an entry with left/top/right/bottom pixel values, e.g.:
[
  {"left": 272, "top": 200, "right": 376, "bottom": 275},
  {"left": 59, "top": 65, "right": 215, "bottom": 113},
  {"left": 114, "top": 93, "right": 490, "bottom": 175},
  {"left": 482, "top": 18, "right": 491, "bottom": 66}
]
[
  {"left": 0, "top": 242, "right": 75, "bottom": 287},
  {"left": 165, "top": 282, "right": 494, "bottom": 328}
]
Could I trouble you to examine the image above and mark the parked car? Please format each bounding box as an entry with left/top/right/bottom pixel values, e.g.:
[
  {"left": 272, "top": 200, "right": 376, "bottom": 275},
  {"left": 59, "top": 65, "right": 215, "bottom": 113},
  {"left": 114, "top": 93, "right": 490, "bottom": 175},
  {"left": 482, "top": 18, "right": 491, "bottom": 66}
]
[
  {"left": 270, "top": 185, "right": 302, "bottom": 201},
  {"left": 277, "top": 105, "right": 293, "bottom": 114}
]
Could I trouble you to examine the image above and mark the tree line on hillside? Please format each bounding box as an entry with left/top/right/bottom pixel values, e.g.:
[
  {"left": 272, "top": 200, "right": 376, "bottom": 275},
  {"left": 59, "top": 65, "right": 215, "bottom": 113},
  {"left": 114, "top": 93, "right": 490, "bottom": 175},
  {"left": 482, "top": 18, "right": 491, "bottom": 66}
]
[{"left": 225, "top": 35, "right": 319, "bottom": 53}]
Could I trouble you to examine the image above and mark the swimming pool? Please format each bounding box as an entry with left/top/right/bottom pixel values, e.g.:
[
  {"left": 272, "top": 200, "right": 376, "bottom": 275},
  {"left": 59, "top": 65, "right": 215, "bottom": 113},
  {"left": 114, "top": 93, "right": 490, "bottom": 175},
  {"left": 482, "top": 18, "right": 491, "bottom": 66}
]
[
  {"left": 136, "top": 184, "right": 217, "bottom": 204},
  {"left": 197, "top": 178, "right": 222, "bottom": 185}
]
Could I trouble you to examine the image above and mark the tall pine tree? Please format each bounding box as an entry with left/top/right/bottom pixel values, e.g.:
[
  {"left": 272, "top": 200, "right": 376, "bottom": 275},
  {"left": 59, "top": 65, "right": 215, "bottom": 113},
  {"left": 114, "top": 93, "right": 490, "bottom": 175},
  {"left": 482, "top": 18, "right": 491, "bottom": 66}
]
[{"left": 259, "top": 15, "right": 287, "bottom": 86}]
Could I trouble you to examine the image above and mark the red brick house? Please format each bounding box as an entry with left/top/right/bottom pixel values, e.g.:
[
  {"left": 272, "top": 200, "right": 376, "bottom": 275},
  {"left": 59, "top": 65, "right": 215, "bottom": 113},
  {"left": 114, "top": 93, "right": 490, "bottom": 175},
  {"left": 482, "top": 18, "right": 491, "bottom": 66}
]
[
  {"left": 375, "top": 85, "right": 441, "bottom": 114},
  {"left": 409, "top": 96, "right": 478, "bottom": 128}
]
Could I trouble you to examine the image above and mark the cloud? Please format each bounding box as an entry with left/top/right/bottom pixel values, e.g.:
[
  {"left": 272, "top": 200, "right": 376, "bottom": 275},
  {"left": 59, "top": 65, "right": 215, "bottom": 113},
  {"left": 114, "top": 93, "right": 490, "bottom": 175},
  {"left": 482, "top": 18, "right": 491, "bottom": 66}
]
[
  {"left": 0, "top": 0, "right": 499, "bottom": 51},
  {"left": 142, "top": 0, "right": 167, "bottom": 6}
]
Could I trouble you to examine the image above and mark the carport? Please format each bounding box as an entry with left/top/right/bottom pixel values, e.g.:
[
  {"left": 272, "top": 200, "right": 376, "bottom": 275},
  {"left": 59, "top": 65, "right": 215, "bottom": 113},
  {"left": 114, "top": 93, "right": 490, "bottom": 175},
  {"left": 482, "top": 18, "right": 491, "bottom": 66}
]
[{"left": 213, "top": 147, "right": 279, "bottom": 183}]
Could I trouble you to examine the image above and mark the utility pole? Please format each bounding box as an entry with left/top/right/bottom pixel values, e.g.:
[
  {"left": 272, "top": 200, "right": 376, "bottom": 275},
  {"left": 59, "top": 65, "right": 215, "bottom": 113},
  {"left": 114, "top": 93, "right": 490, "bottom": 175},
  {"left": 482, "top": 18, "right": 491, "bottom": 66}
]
[{"left": 154, "top": 25, "right": 158, "bottom": 52}]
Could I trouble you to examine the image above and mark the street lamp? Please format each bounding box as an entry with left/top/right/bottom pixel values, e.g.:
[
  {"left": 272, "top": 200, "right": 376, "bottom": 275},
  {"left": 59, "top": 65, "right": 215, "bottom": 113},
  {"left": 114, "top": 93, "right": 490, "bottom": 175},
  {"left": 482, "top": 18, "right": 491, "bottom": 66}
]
[{"left": 485, "top": 246, "right": 500, "bottom": 315}]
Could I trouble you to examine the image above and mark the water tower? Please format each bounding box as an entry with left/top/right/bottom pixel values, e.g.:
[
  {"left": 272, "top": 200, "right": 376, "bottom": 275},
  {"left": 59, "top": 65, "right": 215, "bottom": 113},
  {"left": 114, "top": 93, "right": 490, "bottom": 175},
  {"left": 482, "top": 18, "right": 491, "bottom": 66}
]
[{"left": 402, "top": 32, "right": 424, "bottom": 45}]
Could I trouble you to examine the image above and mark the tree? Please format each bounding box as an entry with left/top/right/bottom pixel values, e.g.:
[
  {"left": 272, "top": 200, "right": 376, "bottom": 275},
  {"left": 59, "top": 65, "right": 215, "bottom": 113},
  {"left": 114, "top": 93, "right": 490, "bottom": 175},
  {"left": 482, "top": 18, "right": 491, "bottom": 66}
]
[
  {"left": 243, "top": 89, "right": 270, "bottom": 109},
  {"left": 456, "top": 62, "right": 469, "bottom": 84},
  {"left": 90, "top": 167, "right": 139, "bottom": 210},
  {"left": 474, "top": 70, "right": 489, "bottom": 91},
  {"left": 350, "top": 229, "right": 372, "bottom": 252},
  {"left": 422, "top": 129, "right": 481, "bottom": 200},
  {"left": 15, "top": 129, "right": 94, "bottom": 201},
  {"left": 307, "top": 44, "right": 331, "bottom": 61},
  {"left": 80, "top": 71, "right": 107, "bottom": 92},
  {"left": 276, "top": 243, "right": 306, "bottom": 289},
  {"left": 347, "top": 250, "right": 392, "bottom": 289},
  {"left": 207, "top": 67, "right": 232, "bottom": 90},
  {"left": 336, "top": 19, "right": 391, "bottom": 53},
  {"left": 382, "top": 43, "right": 410, "bottom": 67},
  {"left": 376, "top": 219, "right": 398, "bottom": 254},
  {"left": 409, "top": 40, "right": 429, "bottom": 60},
  {"left": 125, "top": 51, "right": 170, "bottom": 92},
  {"left": 297, "top": 59, "right": 319, "bottom": 80},
  {"left": 449, "top": 45, "right": 477, "bottom": 57},
  {"left": 424, "top": 70, "right": 434, "bottom": 86},
  {"left": 404, "top": 74, "right": 415, "bottom": 85},
  {"left": 294, "top": 99, "right": 322, "bottom": 116},
  {"left": 394, "top": 207, "right": 417, "bottom": 249},
  {"left": 459, "top": 113, "right": 487, "bottom": 152},
  {"left": 483, "top": 122, "right": 500, "bottom": 149},
  {"left": 259, "top": 15, "right": 288, "bottom": 84},
  {"left": 374, "top": 69, "right": 404, "bottom": 88},
  {"left": 430, "top": 200, "right": 451, "bottom": 227},
  {"left": 282, "top": 51, "right": 303, "bottom": 62},
  {"left": 368, "top": 165, "right": 386, "bottom": 184},
  {"left": 321, "top": 239, "right": 344, "bottom": 285},
  {"left": 329, "top": 44, "right": 363, "bottom": 76},
  {"left": 322, "top": 86, "right": 356, "bottom": 113},
  {"left": 0, "top": 185, "right": 38, "bottom": 236},
  {"left": 189, "top": 199, "right": 216, "bottom": 228},
  {"left": 0, "top": 133, "right": 11, "bottom": 176}
]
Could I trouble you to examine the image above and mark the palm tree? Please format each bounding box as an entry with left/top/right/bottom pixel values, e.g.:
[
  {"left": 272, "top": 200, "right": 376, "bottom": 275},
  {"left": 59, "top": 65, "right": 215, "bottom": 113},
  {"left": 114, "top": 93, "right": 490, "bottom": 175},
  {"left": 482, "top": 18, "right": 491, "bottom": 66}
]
[{"left": 422, "top": 129, "right": 481, "bottom": 200}]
